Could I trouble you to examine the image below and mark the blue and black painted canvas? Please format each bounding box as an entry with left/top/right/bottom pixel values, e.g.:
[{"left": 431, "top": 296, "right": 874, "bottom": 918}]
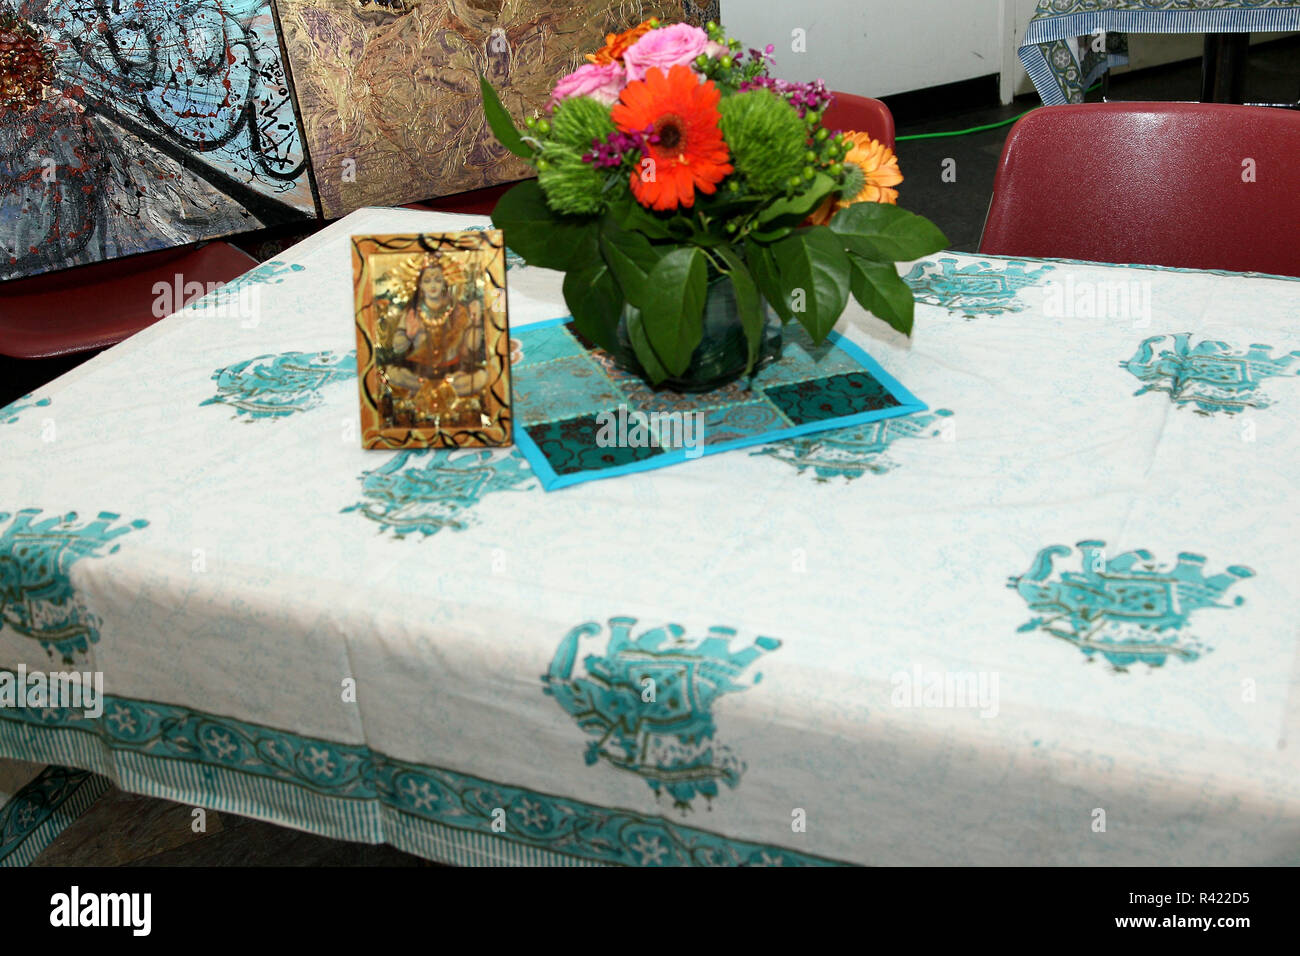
[{"left": 0, "top": 0, "right": 315, "bottom": 280}]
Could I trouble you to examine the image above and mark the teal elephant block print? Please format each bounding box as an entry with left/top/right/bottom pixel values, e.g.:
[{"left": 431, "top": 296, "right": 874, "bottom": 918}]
[
  {"left": 2, "top": 395, "right": 51, "bottom": 426},
  {"left": 757, "top": 409, "right": 954, "bottom": 480},
  {"left": 1009, "top": 541, "right": 1254, "bottom": 670},
  {"left": 543, "top": 616, "right": 780, "bottom": 811},
  {"left": 199, "top": 261, "right": 306, "bottom": 311},
  {"left": 904, "top": 258, "right": 1054, "bottom": 319},
  {"left": 0, "top": 510, "right": 149, "bottom": 663},
  {"left": 201, "top": 350, "right": 356, "bottom": 419},
  {"left": 343, "top": 449, "right": 535, "bottom": 538},
  {"left": 1122, "top": 333, "right": 1300, "bottom": 415}
]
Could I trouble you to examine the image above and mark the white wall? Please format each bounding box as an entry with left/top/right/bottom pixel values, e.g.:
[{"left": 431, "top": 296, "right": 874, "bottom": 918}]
[
  {"left": 720, "top": 0, "right": 1002, "bottom": 99},
  {"left": 725, "top": 0, "right": 1296, "bottom": 104}
]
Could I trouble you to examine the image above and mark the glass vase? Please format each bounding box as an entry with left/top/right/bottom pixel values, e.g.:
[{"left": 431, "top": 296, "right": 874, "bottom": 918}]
[{"left": 613, "top": 273, "right": 784, "bottom": 392}]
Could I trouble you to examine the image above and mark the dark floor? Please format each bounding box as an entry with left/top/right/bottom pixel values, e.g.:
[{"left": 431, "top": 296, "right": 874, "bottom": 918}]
[
  {"left": 32, "top": 785, "right": 430, "bottom": 867},
  {"left": 10, "top": 37, "right": 1300, "bottom": 866}
]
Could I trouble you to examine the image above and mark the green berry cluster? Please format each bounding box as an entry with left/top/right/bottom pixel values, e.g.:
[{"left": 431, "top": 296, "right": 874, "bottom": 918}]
[{"left": 692, "top": 21, "right": 768, "bottom": 91}]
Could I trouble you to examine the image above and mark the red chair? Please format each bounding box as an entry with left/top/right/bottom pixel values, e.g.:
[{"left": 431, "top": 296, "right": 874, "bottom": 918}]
[
  {"left": 822, "top": 92, "right": 896, "bottom": 150},
  {"left": 979, "top": 102, "right": 1300, "bottom": 277},
  {"left": 0, "top": 242, "right": 258, "bottom": 359}
]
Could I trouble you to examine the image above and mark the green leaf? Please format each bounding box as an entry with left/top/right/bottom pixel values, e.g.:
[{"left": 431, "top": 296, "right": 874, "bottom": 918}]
[
  {"left": 609, "top": 191, "right": 684, "bottom": 241},
  {"left": 600, "top": 225, "right": 663, "bottom": 307},
  {"left": 563, "top": 260, "right": 623, "bottom": 352},
  {"left": 479, "top": 75, "right": 533, "bottom": 160},
  {"left": 828, "top": 202, "right": 948, "bottom": 262},
  {"left": 624, "top": 306, "right": 670, "bottom": 385},
  {"left": 715, "top": 245, "right": 764, "bottom": 374},
  {"left": 639, "top": 247, "right": 708, "bottom": 378},
  {"left": 771, "top": 226, "right": 851, "bottom": 343},
  {"left": 847, "top": 256, "right": 915, "bottom": 336},
  {"left": 746, "top": 240, "right": 793, "bottom": 322},
  {"left": 492, "top": 180, "right": 597, "bottom": 272},
  {"left": 754, "top": 173, "right": 836, "bottom": 227}
]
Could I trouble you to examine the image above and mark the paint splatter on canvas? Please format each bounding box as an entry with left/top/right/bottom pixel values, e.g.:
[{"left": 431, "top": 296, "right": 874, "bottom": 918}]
[
  {"left": 277, "top": 0, "right": 718, "bottom": 218},
  {"left": 0, "top": 0, "right": 314, "bottom": 281}
]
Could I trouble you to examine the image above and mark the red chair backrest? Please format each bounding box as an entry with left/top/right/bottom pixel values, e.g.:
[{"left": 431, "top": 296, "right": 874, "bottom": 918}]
[
  {"left": 822, "top": 92, "right": 896, "bottom": 151},
  {"left": 0, "top": 242, "right": 257, "bottom": 359},
  {"left": 980, "top": 102, "right": 1300, "bottom": 277}
]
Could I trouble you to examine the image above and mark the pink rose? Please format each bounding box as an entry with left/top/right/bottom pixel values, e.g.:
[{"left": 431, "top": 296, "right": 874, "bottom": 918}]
[
  {"left": 622, "top": 24, "right": 708, "bottom": 82},
  {"left": 550, "top": 62, "right": 626, "bottom": 107}
]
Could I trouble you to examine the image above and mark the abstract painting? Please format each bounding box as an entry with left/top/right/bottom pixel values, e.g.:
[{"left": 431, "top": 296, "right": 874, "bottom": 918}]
[
  {"left": 276, "top": 0, "right": 718, "bottom": 218},
  {"left": 0, "top": 0, "right": 315, "bottom": 281}
]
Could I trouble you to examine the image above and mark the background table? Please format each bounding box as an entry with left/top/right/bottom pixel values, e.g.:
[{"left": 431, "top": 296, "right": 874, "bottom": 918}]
[
  {"left": 2, "top": 207, "right": 1299, "bottom": 866},
  {"left": 1021, "top": 0, "right": 1300, "bottom": 106}
]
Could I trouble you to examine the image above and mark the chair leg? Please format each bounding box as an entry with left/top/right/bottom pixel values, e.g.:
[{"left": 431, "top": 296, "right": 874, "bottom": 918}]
[{"left": 1202, "top": 33, "right": 1249, "bottom": 104}]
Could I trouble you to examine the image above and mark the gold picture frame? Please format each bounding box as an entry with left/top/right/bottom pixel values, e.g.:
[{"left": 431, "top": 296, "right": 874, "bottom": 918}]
[{"left": 351, "top": 231, "right": 512, "bottom": 449}]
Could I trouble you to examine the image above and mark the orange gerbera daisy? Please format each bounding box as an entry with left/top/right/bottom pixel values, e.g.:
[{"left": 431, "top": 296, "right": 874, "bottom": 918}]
[
  {"left": 587, "top": 19, "right": 656, "bottom": 65},
  {"left": 611, "top": 64, "right": 733, "bottom": 212},
  {"left": 808, "top": 131, "right": 904, "bottom": 225}
]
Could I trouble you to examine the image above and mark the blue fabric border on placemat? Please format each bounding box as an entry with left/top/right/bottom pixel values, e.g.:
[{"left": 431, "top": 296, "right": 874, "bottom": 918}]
[{"left": 510, "top": 318, "right": 927, "bottom": 490}]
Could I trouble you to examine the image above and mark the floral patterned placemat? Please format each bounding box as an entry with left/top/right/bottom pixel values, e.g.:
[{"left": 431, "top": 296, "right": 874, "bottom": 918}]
[{"left": 512, "top": 318, "right": 926, "bottom": 489}]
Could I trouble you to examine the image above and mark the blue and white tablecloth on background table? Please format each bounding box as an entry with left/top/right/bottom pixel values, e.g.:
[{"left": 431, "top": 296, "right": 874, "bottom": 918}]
[
  {"left": 1021, "top": 0, "right": 1300, "bottom": 106},
  {"left": 2, "top": 207, "right": 1299, "bottom": 866}
]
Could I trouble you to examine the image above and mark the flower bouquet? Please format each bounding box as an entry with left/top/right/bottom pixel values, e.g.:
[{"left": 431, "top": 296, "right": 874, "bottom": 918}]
[{"left": 481, "top": 18, "right": 947, "bottom": 391}]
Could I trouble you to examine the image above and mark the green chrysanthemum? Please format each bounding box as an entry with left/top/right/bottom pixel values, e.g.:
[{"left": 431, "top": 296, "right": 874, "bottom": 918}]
[
  {"left": 838, "top": 161, "right": 866, "bottom": 200},
  {"left": 537, "top": 146, "right": 608, "bottom": 216},
  {"left": 549, "top": 95, "right": 616, "bottom": 149},
  {"left": 536, "top": 95, "right": 618, "bottom": 216},
  {"left": 718, "top": 89, "right": 806, "bottom": 196}
]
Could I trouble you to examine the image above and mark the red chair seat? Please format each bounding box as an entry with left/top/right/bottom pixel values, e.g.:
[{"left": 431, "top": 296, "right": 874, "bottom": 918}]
[
  {"left": 979, "top": 103, "right": 1300, "bottom": 277},
  {"left": 0, "top": 242, "right": 258, "bottom": 359}
]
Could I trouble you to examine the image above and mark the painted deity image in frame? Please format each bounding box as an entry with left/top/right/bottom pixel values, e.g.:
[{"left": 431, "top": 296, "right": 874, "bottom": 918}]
[{"left": 352, "top": 231, "right": 512, "bottom": 448}]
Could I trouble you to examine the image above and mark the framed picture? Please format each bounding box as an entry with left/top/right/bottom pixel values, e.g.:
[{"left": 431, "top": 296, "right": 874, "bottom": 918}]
[{"left": 352, "top": 231, "right": 513, "bottom": 449}]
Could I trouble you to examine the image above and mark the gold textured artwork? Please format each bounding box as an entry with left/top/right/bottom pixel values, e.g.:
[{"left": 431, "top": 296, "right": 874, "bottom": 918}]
[
  {"left": 352, "top": 231, "right": 513, "bottom": 448},
  {"left": 276, "top": 0, "right": 718, "bottom": 217}
]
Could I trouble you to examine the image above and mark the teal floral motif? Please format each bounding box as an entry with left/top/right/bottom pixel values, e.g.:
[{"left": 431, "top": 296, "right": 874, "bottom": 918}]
[
  {"left": 200, "top": 350, "right": 356, "bottom": 419},
  {"left": 763, "top": 370, "right": 900, "bottom": 424},
  {"left": 1122, "top": 333, "right": 1300, "bottom": 416},
  {"left": 1008, "top": 541, "right": 1255, "bottom": 670},
  {"left": 0, "top": 766, "right": 106, "bottom": 867},
  {"left": 757, "top": 408, "right": 954, "bottom": 480},
  {"left": 343, "top": 449, "right": 536, "bottom": 538},
  {"left": 0, "top": 509, "right": 149, "bottom": 663},
  {"left": 543, "top": 616, "right": 780, "bottom": 810},
  {"left": 199, "top": 260, "right": 306, "bottom": 309},
  {"left": 2, "top": 394, "right": 50, "bottom": 425},
  {"left": 0, "top": 692, "right": 839, "bottom": 866},
  {"left": 904, "top": 257, "right": 1055, "bottom": 318}
]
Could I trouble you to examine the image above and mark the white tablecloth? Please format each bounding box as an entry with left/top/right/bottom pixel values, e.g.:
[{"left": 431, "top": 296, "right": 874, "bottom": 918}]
[{"left": 2, "top": 207, "right": 1298, "bottom": 865}]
